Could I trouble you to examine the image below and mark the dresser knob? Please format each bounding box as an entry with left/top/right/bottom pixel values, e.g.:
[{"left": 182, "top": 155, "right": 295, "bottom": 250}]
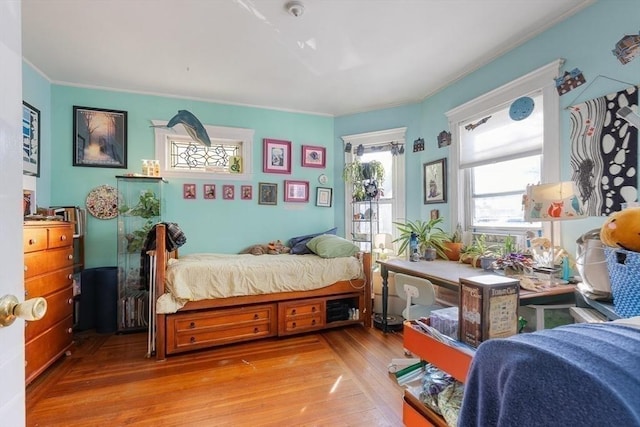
[
  {"left": 253, "top": 313, "right": 259, "bottom": 320},
  {"left": 253, "top": 327, "right": 259, "bottom": 333},
  {"left": 292, "top": 322, "right": 296, "bottom": 329},
  {"left": 66, "top": 328, "right": 73, "bottom": 334},
  {"left": 24, "top": 265, "right": 28, "bottom": 272},
  {"left": 291, "top": 309, "right": 296, "bottom": 315},
  {"left": 68, "top": 254, "right": 73, "bottom": 260},
  {"left": 189, "top": 322, "right": 195, "bottom": 328},
  {"left": 190, "top": 336, "right": 196, "bottom": 343},
  {"left": 68, "top": 274, "right": 73, "bottom": 280},
  {"left": 311, "top": 307, "right": 316, "bottom": 312},
  {"left": 61, "top": 235, "right": 67, "bottom": 241},
  {"left": 29, "top": 239, "right": 37, "bottom": 245},
  {"left": 312, "top": 319, "right": 316, "bottom": 325},
  {"left": 68, "top": 298, "right": 74, "bottom": 305}
]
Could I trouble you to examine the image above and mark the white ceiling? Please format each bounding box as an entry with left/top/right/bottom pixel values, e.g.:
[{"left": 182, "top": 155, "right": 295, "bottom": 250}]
[{"left": 21, "top": 0, "right": 594, "bottom": 116}]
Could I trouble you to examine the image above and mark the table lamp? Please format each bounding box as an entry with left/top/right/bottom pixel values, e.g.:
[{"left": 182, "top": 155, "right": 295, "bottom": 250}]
[
  {"left": 373, "top": 233, "right": 394, "bottom": 260},
  {"left": 524, "top": 181, "right": 586, "bottom": 282}
]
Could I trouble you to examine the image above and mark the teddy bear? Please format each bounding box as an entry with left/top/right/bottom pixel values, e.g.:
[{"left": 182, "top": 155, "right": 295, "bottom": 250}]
[
  {"left": 600, "top": 206, "right": 640, "bottom": 252},
  {"left": 240, "top": 240, "right": 290, "bottom": 255}
]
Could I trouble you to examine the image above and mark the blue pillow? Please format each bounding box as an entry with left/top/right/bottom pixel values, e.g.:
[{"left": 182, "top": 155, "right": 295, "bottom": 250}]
[{"left": 289, "top": 227, "right": 337, "bottom": 254}]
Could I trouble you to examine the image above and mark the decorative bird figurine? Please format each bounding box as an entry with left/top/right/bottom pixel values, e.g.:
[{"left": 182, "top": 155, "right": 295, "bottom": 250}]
[{"left": 153, "top": 110, "right": 211, "bottom": 146}]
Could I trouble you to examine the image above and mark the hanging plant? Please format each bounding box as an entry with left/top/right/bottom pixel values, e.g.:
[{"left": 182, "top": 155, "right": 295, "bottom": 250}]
[
  {"left": 119, "top": 190, "right": 160, "bottom": 219},
  {"left": 342, "top": 159, "right": 385, "bottom": 201}
]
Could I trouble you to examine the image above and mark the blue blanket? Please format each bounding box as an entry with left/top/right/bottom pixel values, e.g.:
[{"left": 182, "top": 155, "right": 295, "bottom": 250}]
[{"left": 458, "top": 323, "right": 640, "bottom": 427}]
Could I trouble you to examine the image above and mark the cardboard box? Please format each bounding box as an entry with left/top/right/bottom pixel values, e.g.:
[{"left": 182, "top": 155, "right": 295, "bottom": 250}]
[{"left": 459, "top": 275, "right": 519, "bottom": 348}]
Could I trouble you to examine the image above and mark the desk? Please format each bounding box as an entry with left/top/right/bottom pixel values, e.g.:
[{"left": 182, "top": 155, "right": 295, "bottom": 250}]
[{"left": 377, "top": 258, "right": 576, "bottom": 332}]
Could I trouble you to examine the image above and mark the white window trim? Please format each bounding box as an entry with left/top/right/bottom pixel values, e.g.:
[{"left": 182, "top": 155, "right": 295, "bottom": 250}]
[
  {"left": 341, "top": 127, "right": 407, "bottom": 242},
  {"left": 152, "top": 120, "right": 254, "bottom": 181},
  {"left": 446, "top": 59, "right": 564, "bottom": 235}
]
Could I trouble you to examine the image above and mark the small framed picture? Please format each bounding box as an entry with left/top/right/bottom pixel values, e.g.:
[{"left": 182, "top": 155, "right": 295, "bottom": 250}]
[
  {"left": 301, "top": 145, "right": 326, "bottom": 168},
  {"left": 203, "top": 184, "right": 216, "bottom": 199},
  {"left": 258, "top": 182, "right": 277, "bottom": 205},
  {"left": 73, "top": 106, "right": 127, "bottom": 168},
  {"left": 223, "top": 184, "right": 235, "bottom": 200},
  {"left": 424, "top": 158, "right": 447, "bottom": 204},
  {"left": 183, "top": 184, "right": 196, "bottom": 199},
  {"left": 284, "top": 180, "right": 309, "bottom": 203},
  {"left": 241, "top": 185, "right": 252, "bottom": 200},
  {"left": 22, "top": 101, "right": 40, "bottom": 177},
  {"left": 316, "top": 187, "right": 333, "bottom": 207},
  {"left": 263, "top": 138, "right": 291, "bottom": 174}
]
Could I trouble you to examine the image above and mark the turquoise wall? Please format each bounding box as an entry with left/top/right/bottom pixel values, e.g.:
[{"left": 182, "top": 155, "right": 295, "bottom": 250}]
[{"left": 24, "top": 0, "right": 640, "bottom": 266}]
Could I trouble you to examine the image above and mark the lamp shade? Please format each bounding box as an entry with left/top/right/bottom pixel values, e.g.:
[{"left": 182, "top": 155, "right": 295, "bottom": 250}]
[
  {"left": 524, "top": 181, "right": 586, "bottom": 221},
  {"left": 374, "top": 233, "right": 394, "bottom": 251}
]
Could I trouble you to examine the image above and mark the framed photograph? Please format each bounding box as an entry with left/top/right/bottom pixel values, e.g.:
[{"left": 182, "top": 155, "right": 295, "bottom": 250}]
[
  {"left": 73, "top": 106, "right": 127, "bottom": 168},
  {"left": 263, "top": 138, "right": 291, "bottom": 174},
  {"left": 22, "top": 101, "right": 40, "bottom": 177},
  {"left": 258, "top": 182, "right": 277, "bottom": 205},
  {"left": 183, "top": 184, "right": 196, "bottom": 199},
  {"left": 203, "top": 184, "right": 216, "bottom": 200},
  {"left": 241, "top": 185, "right": 252, "bottom": 200},
  {"left": 223, "top": 185, "right": 235, "bottom": 200},
  {"left": 284, "top": 180, "right": 309, "bottom": 202},
  {"left": 424, "top": 158, "right": 447, "bottom": 204},
  {"left": 316, "top": 187, "right": 333, "bottom": 207},
  {"left": 301, "top": 145, "right": 326, "bottom": 168}
]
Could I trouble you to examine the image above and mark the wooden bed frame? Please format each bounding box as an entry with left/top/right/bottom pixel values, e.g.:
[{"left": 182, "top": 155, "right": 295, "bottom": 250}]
[{"left": 153, "top": 224, "right": 372, "bottom": 360}]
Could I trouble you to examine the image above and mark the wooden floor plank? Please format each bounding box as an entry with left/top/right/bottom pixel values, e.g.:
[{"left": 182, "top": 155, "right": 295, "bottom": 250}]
[{"left": 26, "top": 325, "right": 408, "bottom": 426}]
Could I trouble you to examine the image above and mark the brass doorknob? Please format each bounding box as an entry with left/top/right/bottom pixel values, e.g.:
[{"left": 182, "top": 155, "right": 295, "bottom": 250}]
[{"left": 0, "top": 295, "right": 47, "bottom": 327}]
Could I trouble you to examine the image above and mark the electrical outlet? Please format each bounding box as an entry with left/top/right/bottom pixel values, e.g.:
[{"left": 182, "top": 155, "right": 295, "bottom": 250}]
[{"left": 404, "top": 284, "right": 419, "bottom": 298}]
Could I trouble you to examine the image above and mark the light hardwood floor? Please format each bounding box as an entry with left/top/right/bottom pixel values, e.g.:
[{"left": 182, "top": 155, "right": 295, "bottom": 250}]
[{"left": 26, "top": 325, "right": 407, "bottom": 426}]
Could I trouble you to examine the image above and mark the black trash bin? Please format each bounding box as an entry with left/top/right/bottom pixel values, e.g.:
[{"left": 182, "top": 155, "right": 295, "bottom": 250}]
[{"left": 81, "top": 266, "right": 118, "bottom": 334}]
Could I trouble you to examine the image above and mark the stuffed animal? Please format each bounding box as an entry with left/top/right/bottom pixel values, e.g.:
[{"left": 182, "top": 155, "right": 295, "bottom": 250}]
[
  {"left": 240, "top": 240, "right": 290, "bottom": 255},
  {"left": 600, "top": 207, "right": 640, "bottom": 252}
]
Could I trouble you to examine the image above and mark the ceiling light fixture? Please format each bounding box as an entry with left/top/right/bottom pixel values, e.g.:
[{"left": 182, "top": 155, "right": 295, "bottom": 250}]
[{"left": 285, "top": 1, "right": 304, "bottom": 17}]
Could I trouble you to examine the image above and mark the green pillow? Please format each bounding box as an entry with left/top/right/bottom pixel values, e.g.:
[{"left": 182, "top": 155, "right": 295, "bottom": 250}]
[{"left": 306, "top": 234, "right": 359, "bottom": 258}]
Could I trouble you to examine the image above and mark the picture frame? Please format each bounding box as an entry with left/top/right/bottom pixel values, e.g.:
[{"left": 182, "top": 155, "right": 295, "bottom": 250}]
[
  {"left": 424, "top": 158, "right": 447, "bottom": 204},
  {"left": 183, "top": 184, "right": 196, "bottom": 199},
  {"left": 223, "top": 184, "right": 235, "bottom": 200},
  {"left": 22, "top": 101, "right": 40, "bottom": 177},
  {"left": 263, "top": 138, "right": 291, "bottom": 174},
  {"left": 258, "top": 182, "right": 278, "bottom": 205},
  {"left": 241, "top": 185, "right": 252, "bottom": 200},
  {"left": 203, "top": 184, "right": 216, "bottom": 199},
  {"left": 284, "top": 180, "right": 309, "bottom": 202},
  {"left": 316, "top": 187, "right": 333, "bottom": 207},
  {"left": 73, "top": 106, "right": 127, "bottom": 168},
  {"left": 301, "top": 145, "right": 326, "bottom": 168}
]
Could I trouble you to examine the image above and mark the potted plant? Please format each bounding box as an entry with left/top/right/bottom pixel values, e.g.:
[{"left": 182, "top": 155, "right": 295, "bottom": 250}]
[
  {"left": 343, "top": 159, "right": 385, "bottom": 201},
  {"left": 393, "top": 217, "right": 450, "bottom": 261},
  {"left": 459, "top": 234, "right": 500, "bottom": 268},
  {"left": 443, "top": 223, "right": 464, "bottom": 261}
]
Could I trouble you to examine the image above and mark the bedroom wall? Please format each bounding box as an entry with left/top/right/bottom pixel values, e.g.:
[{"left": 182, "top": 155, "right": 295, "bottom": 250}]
[
  {"left": 44, "top": 85, "right": 336, "bottom": 268},
  {"left": 336, "top": 0, "right": 640, "bottom": 256}
]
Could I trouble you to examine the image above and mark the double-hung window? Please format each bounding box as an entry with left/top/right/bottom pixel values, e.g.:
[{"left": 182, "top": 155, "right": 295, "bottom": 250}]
[{"left": 447, "top": 60, "right": 564, "bottom": 242}]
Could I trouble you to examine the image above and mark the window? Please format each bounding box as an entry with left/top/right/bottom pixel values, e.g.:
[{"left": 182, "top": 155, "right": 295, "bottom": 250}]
[
  {"left": 447, "top": 59, "right": 564, "bottom": 240},
  {"left": 342, "top": 127, "right": 406, "bottom": 253},
  {"left": 153, "top": 120, "right": 254, "bottom": 180}
]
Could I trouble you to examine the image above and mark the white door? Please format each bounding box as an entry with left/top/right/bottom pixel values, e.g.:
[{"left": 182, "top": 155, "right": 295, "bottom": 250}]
[{"left": 0, "top": 1, "right": 27, "bottom": 425}]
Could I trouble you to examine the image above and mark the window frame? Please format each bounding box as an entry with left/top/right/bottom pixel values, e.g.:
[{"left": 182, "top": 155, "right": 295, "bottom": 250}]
[{"left": 152, "top": 120, "right": 254, "bottom": 181}]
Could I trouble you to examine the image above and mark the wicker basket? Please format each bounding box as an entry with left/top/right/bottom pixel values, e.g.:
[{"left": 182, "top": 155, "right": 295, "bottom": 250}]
[{"left": 604, "top": 247, "right": 640, "bottom": 318}]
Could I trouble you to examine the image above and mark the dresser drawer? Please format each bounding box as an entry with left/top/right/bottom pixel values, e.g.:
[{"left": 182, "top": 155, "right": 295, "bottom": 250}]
[
  {"left": 278, "top": 298, "right": 326, "bottom": 335},
  {"left": 25, "top": 268, "right": 73, "bottom": 298},
  {"left": 23, "top": 227, "right": 48, "bottom": 253},
  {"left": 25, "top": 286, "right": 73, "bottom": 342},
  {"left": 48, "top": 225, "right": 74, "bottom": 249},
  {"left": 25, "top": 316, "right": 73, "bottom": 385},
  {"left": 282, "top": 315, "right": 323, "bottom": 334},
  {"left": 24, "top": 247, "right": 74, "bottom": 279},
  {"left": 167, "top": 304, "right": 277, "bottom": 354}
]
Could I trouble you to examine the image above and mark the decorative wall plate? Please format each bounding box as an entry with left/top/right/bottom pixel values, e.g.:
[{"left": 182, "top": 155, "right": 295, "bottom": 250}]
[
  {"left": 318, "top": 174, "right": 328, "bottom": 184},
  {"left": 86, "top": 185, "right": 121, "bottom": 219},
  {"left": 509, "top": 96, "right": 535, "bottom": 121}
]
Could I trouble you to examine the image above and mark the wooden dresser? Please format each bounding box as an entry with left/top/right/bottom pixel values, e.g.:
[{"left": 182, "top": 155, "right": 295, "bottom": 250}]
[{"left": 24, "top": 221, "right": 75, "bottom": 385}]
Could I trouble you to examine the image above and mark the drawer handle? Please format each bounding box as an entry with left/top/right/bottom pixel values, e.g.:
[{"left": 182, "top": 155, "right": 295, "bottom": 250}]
[
  {"left": 253, "top": 313, "right": 259, "bottom": 320},
  {"left": 68, "top": 274, "right": 73, "bottom": 280},
  {"left": 66, "top": 328, "right": 73, "bottom": 334},
  {"left": 68, "top": 254, "right": 74, "bottom": 260},
  {"left": 190, "top": 336, "right": 196, "bottom": 343},
  {"left": 311, "top": 307, "right": 316, "bottom": 312},
  {"left": 254, "top": 327, "right": 259, "bottom": 334},
  {"left": 29, "top": 238, "right": 37, "bottom": 245},
  {"left": 312, "top": 319, "right": 316, "bottom": 325},
  {"left": 24, "top": 265, "right": 28, "bottom": 272},
  {"left": 68, "top": 298, "right": 74, "bottom": 305},
  {"left": 60, "top": 235, "right": 67, "bottom": 241},
  {"left": 292, "top": 322, "right": 296, "bottom": 329},
  {"left": 291, "top": 309, "right": 296, "bottom": 315},
  {"left": 189, "top": 322, "right": 196, "bottom": 328}
]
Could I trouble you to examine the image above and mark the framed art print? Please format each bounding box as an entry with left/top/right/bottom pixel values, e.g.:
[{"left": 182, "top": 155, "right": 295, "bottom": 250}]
[
  {"left": 258, "top": 182, "right": 277, "bottom": 205},
  {"left": 263, "top": 138, "right": 291, "bottom": 174},
  {"left": 73, "top": 106, "right": 127, "bottom": 168},
  {"left": 316, "top": 187, "right": 332, "bottom": 207},
  {"left": 424, "top": 158, "right": 447, "bottom": 204},
  {"left": 284, "top": 180, "right": 309, "bottom": 202},
  {"left": 241, "top": 185, "right": 252, "bottom": 200},
  {"left": 22, "top": 101, "right": 40, "bottom": 177},
  {"left": 223, "top": 184, "right": 235, "bottom": 200},
  {"left": 301, "top": 145, "right": 326, "bottom": 168},
  {"left": 203, "top": 184, "right": 216, "bottom": 199},
  {"left": 183, "top": 184, "right": 196, "bottom": 199}
]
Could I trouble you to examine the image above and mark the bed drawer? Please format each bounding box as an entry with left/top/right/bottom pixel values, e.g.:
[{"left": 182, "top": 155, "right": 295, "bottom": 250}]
[
  {"left": 278, "top": 298, "right": 326, "bottom": 335},
  {"left": 166, "top": 304, "right": 277, "bottom": 354}
]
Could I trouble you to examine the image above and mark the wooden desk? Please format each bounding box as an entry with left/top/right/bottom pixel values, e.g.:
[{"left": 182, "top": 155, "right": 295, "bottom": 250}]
[{"left": 377, "top": 258, "right": 576, "bottom": 332}]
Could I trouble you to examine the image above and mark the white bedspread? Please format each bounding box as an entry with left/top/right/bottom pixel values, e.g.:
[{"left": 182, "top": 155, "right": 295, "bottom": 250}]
[{"left": 156, "top": 253, "right": 363, "bottom": 313}]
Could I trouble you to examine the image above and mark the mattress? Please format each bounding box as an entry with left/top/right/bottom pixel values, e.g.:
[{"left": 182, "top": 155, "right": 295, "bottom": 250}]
[{"left": 156, "top": 253, "right": 363, "bottom": 313}]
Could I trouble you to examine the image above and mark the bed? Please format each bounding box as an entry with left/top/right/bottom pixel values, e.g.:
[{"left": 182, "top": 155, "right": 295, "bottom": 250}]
[{"left": 151, "top": 223, "right": 372, "bottom": 360}]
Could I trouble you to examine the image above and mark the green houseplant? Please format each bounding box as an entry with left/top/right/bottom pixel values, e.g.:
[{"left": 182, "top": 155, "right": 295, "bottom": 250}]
[
  {"left": 459, "top": 234, "right": 501, "bottom": 268},
  {"left": 119, "top": 190, "right": 161, "bottom": 252},
  {"left": 443, "top": 223, "right": 464, "bottom": 261},
  {"left": 343, "top": 159, "right": 385, "bottom": 201},
  {"left": 393, "top": 217, "right": 450, "bottom": 260}
]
